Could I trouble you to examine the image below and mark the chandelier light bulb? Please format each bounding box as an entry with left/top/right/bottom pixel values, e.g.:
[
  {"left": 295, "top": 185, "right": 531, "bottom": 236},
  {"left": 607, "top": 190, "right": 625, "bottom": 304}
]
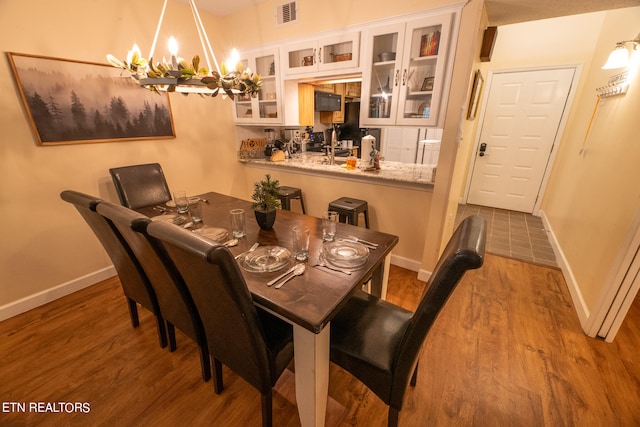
[{"left": 226, "top": 48, "right": 240, "bottom": 72}]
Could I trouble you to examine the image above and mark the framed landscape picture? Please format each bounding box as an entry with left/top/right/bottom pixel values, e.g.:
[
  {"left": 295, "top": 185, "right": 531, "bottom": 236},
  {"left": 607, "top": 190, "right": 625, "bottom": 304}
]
[{"left": 7, "top": 52, "right": 175, "bottom": 145}]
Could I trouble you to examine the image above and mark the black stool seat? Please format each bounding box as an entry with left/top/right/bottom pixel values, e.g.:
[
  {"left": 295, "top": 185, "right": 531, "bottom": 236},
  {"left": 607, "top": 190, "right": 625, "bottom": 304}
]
[
  {"left": 328, "top": 197, "right": 370, "bottom": 228},
  {"left": 278, "top": 186, "right": 306, "bottom": 214}
]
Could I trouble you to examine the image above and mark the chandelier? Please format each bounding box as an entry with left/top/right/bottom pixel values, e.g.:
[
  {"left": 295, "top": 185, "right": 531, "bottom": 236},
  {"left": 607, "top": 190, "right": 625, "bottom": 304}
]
[{"left": 106, "top": 0, "right": 261, "bottom": 99}]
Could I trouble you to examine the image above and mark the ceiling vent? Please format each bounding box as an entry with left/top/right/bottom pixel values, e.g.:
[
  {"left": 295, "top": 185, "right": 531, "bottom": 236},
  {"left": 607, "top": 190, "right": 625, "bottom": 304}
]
[{"left": 277, "top": 1, "right": 298, "bottom": 25}]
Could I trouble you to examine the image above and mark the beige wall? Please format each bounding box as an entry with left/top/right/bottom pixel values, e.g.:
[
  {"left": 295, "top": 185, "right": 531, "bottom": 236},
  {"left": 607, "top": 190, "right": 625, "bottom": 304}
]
[
  {"left": 458, "top": 7, "right": 640, "bottom": 328},
  {"left": 541, "top": 7, "right": 640, "bottom": 319},
  {"left": 0, "top": 0, "right": 481, "bottom": 315},
  {"left": 0, "top": 0, "right": 240, "bottom": 309}
]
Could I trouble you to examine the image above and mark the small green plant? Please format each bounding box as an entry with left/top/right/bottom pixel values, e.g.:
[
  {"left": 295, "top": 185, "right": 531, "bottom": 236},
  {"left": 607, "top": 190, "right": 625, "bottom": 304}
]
[{"left": 251, "top": 174, "right": 281, "bottom": 212}]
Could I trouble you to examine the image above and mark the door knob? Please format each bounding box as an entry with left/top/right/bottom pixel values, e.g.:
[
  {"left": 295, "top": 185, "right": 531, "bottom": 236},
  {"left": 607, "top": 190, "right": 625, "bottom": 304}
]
[{"left": 479, "top": 142, "right": 487, "bottom": 157}]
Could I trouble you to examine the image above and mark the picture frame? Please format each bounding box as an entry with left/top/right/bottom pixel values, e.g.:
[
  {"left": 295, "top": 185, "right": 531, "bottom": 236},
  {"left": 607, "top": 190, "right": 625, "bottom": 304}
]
[
  {"left": 7, "top": 52, "right": 175, "bottom": 146},
  {"left": 420, "top": 31, "right": 441, "bottom": 57},
  {"left": 421, "top": 76, "right": 435, "bottom": 92},
  {"left": 467, "top": 69, "right": 484, "bottom": 120}
]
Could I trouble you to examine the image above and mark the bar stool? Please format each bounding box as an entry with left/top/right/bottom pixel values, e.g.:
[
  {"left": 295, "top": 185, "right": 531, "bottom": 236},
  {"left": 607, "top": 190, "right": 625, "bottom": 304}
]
[
  {"left": 328, "top": 197, "right": 370, "bottom": 228},
  {"left": 278, "top": 186, "right": 306, "bottom": 214}
]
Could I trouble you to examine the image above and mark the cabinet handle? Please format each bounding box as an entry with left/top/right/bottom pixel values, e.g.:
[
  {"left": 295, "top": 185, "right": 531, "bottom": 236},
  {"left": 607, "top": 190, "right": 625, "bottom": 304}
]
[
  {"left": 394, "top": 70, "right": 399, "bottom": 87},
  {"left": 402, "top": 69, "right": 407, "bottom": 86},
  {"left": 318, "top": 48, "right": 321, "bottom": 63}
]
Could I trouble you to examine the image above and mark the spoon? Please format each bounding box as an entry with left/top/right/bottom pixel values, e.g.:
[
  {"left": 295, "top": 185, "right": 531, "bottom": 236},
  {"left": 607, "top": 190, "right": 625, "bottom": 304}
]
[
  {"left": 267, "top": 265, "right": 297, "bottom": 287},
  {"left": 223, "top": 238, "right": 238, "bottom": 247},
  {"left": 275, "top": 264, "right": 306, "bottom": 289}
]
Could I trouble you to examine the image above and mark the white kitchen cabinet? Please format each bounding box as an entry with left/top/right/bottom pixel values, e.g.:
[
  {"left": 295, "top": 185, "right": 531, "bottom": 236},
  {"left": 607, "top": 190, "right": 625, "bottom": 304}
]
[
  {"left": 232, "top": 48, "right": 283, "bottom": 124},
  {"left": 382, "top": 127, "right": 442, "bottom": 164},
  {"left": 382, "top": 127, "right": 420, "bottom": 163},
  {"left": 281, "top": 32, "right": 360, "bottom": 77},
  {"left": 360, "top": 12, "right": 454, "bottom": 127}
]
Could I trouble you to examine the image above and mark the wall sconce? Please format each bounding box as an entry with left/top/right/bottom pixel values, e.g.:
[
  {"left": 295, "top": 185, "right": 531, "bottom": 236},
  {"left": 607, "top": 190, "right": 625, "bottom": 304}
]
[{"left": 602, "top": 32, "right": 640, "bottom": 69}]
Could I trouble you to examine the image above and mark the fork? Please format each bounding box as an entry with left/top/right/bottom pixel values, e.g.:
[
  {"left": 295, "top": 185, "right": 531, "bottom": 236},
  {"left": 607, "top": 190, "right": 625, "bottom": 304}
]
[
  {"left": 312, "top": 261, "right": 352, "bottom": 275},
  {"left": 235, "top": 242, "right": 259, "bottom": 260}
]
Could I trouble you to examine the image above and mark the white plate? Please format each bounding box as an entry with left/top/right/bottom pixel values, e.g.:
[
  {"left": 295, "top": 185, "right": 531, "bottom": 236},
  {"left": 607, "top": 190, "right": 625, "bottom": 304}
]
[
  {"left": 238, "top": 246, "right": 292, "bottom": 273},
  {"left": 322, "top": 240, "right": 369, "bottom": 268},
  {"left": 166, "top": 197, "right": 200, "bottom": 208}
]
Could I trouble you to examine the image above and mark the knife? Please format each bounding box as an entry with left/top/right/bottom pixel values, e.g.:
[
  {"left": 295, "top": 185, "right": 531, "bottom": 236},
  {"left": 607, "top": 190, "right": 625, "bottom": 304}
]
[
  {"left": 341, "top": 238, "right": 377, "bottom": 250},
  {"left": 348, "top": 235, "right": 379, "bottom": 247},
  {"left": 235, "top": 242, "right": 259, "bottom": 259}
]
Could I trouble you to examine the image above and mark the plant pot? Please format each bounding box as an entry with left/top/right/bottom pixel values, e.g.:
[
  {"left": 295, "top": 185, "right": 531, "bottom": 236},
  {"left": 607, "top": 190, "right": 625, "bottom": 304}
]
[{"left": 254, "top": 209, "right": 277, "bottom": 230}]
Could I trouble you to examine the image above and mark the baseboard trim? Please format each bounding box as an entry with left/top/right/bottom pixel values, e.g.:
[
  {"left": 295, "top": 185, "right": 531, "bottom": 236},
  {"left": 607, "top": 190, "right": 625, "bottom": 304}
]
[
  {"left": 540, "top": 210, "right": 591, "bottom": 330},
  {"left": 0, "top": 266, "right": 116, "bottom": 322},
  {"left": 389, "top": 254, "right": 431, "bottom": 282},
  {"left": 390, "top": 254, "right": 421, "bottom": 273}
]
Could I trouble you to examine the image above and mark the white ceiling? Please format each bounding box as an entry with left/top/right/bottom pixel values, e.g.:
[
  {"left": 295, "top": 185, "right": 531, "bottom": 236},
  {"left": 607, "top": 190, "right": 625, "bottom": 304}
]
[{"left": 191, "top": 0, "right": 639, "bottom": 25}]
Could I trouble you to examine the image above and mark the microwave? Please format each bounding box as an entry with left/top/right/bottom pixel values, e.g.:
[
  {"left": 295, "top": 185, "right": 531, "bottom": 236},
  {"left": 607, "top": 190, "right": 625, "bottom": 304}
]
[{"left": 314, "top": 91, "right": 341, "bottom": 112}]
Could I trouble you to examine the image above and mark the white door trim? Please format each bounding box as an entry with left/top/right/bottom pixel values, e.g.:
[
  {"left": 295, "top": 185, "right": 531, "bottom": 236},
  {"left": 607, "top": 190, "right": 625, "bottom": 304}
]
[
  {"left": 462, "top": 64, "right": 582, "bottom": 215},
  {"left": 587, "top": 208, "right": 640, "bottom": 341}
]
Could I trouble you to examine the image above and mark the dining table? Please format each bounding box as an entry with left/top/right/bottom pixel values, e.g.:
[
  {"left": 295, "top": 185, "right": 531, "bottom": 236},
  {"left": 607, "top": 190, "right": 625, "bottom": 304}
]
[{"left": 144, "top": 191, "right": 399, "bottom": 427}]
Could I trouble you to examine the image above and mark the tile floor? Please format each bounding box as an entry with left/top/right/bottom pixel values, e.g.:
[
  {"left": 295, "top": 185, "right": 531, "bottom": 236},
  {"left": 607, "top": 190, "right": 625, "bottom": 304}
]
[{"left": 455, "top": 204, "right": 558, "bottom": 268}]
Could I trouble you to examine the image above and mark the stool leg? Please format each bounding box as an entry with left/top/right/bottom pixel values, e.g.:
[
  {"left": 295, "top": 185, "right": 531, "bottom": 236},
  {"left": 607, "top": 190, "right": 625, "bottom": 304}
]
[
  {"left": 280, "top": 197, "right": 291, "bottom": 211},
  {"left": 299, "top": 195, "right": 306, "bottom": 214},
  {"left": 364, "top": 210, "right": 370, "bottom": 229},
  {"left": 350, "top": 213, "right": 358, "bottom": 226}
]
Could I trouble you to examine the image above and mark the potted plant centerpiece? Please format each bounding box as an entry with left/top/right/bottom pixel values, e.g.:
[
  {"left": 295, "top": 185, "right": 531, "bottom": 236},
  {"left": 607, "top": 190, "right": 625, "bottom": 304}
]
[{"left": 251, "top": 174, "right": 280, "bottom": 230}]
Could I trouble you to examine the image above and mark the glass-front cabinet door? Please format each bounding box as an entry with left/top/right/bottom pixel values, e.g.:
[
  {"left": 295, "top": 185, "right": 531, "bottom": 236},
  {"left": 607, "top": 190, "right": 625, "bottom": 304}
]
[
  {"left": 233, "top": 48, "right": 282, "bottom": 124},
  {"left": 360, "top": 23, "right": 406, "bottom": 126},
  {"left": 360, "top": 13, "right": 453, "bottom": 127},
  {"left": 282, "top": 32, "right": 360, "bottom": 76}
]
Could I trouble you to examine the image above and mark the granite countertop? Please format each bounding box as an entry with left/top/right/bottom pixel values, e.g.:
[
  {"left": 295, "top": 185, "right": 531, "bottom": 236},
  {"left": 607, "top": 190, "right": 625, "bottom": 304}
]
[{"left": 239, "top": 152, "right": 436, "bottom": 189}]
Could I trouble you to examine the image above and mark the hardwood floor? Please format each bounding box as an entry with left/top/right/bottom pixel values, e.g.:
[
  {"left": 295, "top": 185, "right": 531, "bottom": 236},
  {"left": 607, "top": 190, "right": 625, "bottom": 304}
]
[{"left": 1, "top": 255, "right": 639, "bottom": 426}]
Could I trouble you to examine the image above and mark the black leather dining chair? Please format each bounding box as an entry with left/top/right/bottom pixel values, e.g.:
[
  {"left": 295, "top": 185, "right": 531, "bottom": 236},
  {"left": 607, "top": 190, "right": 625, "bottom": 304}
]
[
  {"left": 60, "top": 190, "right": 167, "bottom": 349},
  {"left": 109, "top": 163, "right": 172, "bottom": 210},
  {"left": 96, "top": 200, "right": 213, "bottom": 384},
  {"left": 146, "top": 219, "right": 294, "bottom": 427},
  {"left": 329, "top": 215, "right": 487, "bottom": 427}
]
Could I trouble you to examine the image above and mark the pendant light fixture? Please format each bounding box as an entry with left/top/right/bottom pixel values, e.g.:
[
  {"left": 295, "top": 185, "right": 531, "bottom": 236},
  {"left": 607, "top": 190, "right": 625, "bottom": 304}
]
[{"left": 106, "top": 0, "right": 261, "bottom": 99}]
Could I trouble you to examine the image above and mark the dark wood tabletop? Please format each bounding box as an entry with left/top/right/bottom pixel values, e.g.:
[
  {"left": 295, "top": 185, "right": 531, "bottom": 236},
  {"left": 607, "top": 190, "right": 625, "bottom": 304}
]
[{"left": 146, "top": 191, "right": 398, "bottom": 334}]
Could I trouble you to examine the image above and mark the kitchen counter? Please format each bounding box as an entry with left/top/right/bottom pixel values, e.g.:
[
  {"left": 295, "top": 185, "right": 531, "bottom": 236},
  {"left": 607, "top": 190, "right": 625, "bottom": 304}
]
[{"left": 239, "top": 152, "right": 436, "bottom": 190}]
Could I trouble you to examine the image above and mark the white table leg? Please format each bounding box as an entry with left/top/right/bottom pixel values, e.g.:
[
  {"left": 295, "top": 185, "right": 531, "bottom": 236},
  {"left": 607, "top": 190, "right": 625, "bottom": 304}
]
[
  {"left": 381, "top": 254, "right": 391, "bottom": 300},
  {"left": 293, "top": 323, "right": 329, "bottom": 427}
]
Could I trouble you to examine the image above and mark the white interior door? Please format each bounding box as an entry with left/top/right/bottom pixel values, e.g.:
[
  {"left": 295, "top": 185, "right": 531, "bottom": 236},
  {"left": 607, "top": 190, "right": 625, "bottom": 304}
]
[{"left": 467, "top": 68, "right": 575, "bottom": 212}]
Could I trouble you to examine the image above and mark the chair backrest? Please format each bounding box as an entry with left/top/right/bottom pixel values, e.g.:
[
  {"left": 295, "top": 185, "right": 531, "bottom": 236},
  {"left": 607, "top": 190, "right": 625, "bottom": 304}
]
[
  {"left": 109, "top": 163, "right": 171, "bottom": 210},
  {"left": 59, "top": 190, "right": 159, "bottom": 313},
  {"left": 146, "top": 219, "right": 274, "bottom": 394},
  {"left": 391, "top": 215, "right": 486, "bottom": 407},
  {"left": 96, "top": 201, "right": 204, "bottom": 344}
]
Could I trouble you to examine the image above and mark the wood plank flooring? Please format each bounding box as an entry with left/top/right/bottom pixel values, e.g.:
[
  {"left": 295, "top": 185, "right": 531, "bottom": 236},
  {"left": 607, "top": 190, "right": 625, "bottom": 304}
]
[{"left": 1, "top": 255, "right": 639, "bottom": 426}]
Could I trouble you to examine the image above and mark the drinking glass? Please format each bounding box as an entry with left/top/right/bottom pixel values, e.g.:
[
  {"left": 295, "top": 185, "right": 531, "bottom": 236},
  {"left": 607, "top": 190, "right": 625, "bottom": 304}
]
[
  {"left": 173, "top": 191, "right": 189, "bottom": 214},
  {"left": 322, "top": 211, "right": 339, "bottom": 241},
  {"left": 189, "top": 200, "right": 204, "bottom": 230},
  {"left": 230, "top": 209, "right": 246, "bottom": 238},
  {"left": 346, "top": 156, "right": 357, "bottom": 170},
  {"left": 292, "top": 225, "right": 310, "bottom": 261}
]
